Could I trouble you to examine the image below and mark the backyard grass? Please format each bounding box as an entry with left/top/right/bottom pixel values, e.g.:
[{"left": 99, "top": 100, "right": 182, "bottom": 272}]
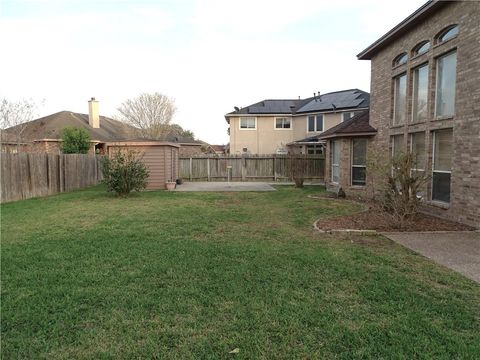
[{"left": 1, "top": 185, "right": 479, "bottom": 359}]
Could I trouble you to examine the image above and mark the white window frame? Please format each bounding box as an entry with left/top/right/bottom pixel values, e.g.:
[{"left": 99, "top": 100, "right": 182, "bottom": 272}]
[
  {"left": 274, "top": 117, "right": 292, "bottom": 130},
  {"left": 239, "top": 117, "right": 256, "bottom": 130},
  {"left": 434, "top": 51, "right": 457, "bottom": 119},
  {"left": 307, "top": 114, "right": 324, "bottom": 133},
  {"left": 431, "top": 130, "right": 452, "bottom": 204},
  {"left": 351, "top": 138, "right": 367, "bottom": 186}
]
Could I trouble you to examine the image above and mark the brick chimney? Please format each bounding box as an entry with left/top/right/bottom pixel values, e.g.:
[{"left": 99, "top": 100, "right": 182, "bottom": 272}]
[{"left": 88, "top": 97, "right": 100, "bottom": 128}]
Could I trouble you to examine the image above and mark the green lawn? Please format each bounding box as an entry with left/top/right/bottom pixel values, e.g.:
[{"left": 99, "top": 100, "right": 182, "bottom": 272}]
[{"left": 1, "top": 185, "right": 479, "bottom": 359}]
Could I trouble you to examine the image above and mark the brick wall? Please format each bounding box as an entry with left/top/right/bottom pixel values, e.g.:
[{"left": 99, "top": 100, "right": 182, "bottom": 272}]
[{"left": 368, "top": 1, "right": 480, "bottom": 227}]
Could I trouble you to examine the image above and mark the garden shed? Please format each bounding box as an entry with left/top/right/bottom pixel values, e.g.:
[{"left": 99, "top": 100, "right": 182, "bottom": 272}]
[{"left": 106, "top": 141, "right": 180, "bottom": 190}]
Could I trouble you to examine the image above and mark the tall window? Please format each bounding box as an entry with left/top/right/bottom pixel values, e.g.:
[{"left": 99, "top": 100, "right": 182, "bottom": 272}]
[
  {"left": 435, "top": 51, "right": 457, "bottom": 118},
  {"left": 412, "top": 65, "right": 428, "bottom": 122},
  {"left": 410, "top": 132, "right": 426, "bottom": 179},
  {"left": 432, "top": 129, "right": 452, "bottom": 203},
  {"left": 331, "top": 140, "right": 340, "bottom": 183},
  {"left": 393, "top": 74, "right": 407, "bottom": 125},
  {"left": 240, "top": 117, "right": 256, "bottom": 129},
  {"left": 351, "top": 138, "right": 367, "bottom": 186},
  {"left": 275, "top": 117, "right": 291, "bottom": 129},
  {"left": 308, "top": 114, "right": 323, "bottom": 132},
  {"left": 392, "top": 134, "right": 404, "bottom": 158}
]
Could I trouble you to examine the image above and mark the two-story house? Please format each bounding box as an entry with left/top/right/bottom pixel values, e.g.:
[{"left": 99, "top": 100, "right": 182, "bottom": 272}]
[
  {"left": 322, "top": 0, "right": 479, "bottom": 227},
  {"left": 225, "top": 89, "right": 369, "bottom": 155}
]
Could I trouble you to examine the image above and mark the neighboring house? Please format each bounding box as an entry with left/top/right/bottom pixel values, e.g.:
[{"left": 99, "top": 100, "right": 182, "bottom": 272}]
[
  {"left": 225, "top": 89, "right": 369, "bottom": 155},
  {"left": 1, "top": 98, "right": 204, "bottom": 156},
  {"left": 324, "top": 1, "right": 479, "bottom": 227},
  {"left": 207, "top": 145, "right": 226, "bottom": 155}
]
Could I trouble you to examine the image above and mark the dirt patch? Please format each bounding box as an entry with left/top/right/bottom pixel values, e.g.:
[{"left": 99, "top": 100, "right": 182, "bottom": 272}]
[{"left": 315, "top": 205, "right": 475, "bottom": 232}]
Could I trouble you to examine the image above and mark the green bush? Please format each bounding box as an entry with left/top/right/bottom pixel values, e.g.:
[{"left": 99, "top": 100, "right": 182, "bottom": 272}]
[
  {"left": 101, "top": 150, "right": 149, "bottom": 196},
  {"left": 61, "top": 127, "right": 91, "bottom": 154}
]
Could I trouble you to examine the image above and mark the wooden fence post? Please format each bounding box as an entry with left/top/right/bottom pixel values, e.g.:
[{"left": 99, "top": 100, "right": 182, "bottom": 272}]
[
  {"left": 189, "top": 157, "right": 193, "bottom": 181},
  {"left": 207, "top": 157, "right": 210, "bottom": 181}
]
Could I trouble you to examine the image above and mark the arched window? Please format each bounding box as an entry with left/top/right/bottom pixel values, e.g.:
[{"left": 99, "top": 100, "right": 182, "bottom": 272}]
[
  {"left": 436, "top": 25, "right": 459, "bottom": 43},
  {"left": 393, "top": 52, "right": 408, "bottom": 67},
  {"left": 412, "top": 41, "right": 430, "bottom": 56}
]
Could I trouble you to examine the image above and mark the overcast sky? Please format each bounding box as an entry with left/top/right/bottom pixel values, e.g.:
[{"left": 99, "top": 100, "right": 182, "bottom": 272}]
[{"left": 1, "top": 0, "right": 424, "bottom": 144}]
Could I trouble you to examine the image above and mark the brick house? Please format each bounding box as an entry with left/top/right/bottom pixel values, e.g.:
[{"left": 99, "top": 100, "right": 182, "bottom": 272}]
[
  {"left": 323, "top": 0, "right": 479, "bottom": 227},
  {"left": 1, "top": 98, "right": 204, "bottom": 157}
]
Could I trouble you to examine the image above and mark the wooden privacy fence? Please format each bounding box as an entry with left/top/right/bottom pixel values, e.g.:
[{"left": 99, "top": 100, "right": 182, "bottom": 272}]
[
  {"left": 180, "top": 154, "right": 325, "bottom": 182},
  {"left": 1, "top": 153, "right": 104, "bottom": 203}
]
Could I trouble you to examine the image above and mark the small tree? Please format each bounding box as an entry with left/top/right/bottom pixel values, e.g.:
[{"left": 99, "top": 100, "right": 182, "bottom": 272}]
[
  {"left": 101, "top": 150, "right": 149, "bottom": 196},
  {"left": 382, "top": 151, "right": 429, "bottom": 229},
  {"left": 288, "top": 155, "right": 308, "bottom": 188},
  {"left": 61, "top": 127, "right": 91, "bottom": 154}
]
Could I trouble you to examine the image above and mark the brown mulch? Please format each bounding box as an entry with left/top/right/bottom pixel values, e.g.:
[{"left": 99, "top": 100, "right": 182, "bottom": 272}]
[{"left": 315, "top": 204, "right": 476, "bottom": 232}]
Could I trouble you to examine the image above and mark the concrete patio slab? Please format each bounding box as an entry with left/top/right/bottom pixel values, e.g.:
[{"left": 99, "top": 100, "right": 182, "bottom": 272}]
[
  {"left": 174, "top": 182, "right": 276, "bottom": 192},
  {"left": 383, "top": 231, "right": 480, "bottom": 283}
]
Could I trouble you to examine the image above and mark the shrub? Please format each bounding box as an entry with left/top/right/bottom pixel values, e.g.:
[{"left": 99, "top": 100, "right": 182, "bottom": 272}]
[
  {"left": 382, "top": 151, "right": 429, "bottom": 229},
  {"left": 101, "top": 150, "right": 149, "bottom": 196},
  {"left": 61, "top": 127, "right": 91, "bottom": 154}
]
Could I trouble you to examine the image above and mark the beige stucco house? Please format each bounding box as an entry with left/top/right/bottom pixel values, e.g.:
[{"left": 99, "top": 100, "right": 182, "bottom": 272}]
[{"left": 225, "top": 89, "right": 369, "bottom": 155}]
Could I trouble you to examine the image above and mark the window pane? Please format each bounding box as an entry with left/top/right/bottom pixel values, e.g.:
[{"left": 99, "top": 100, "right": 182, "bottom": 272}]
[
  {"left": 332, "top": 140, "right": 340, "bottom": 164},
  {"left": 275, "top": 118, "right": 282, "bottom": 128},
  {"left": 352, "top": 167, "right": 366, "bottom": 186},
  {"left": 436, "top": 52, "right": 456, "bottom": 117},
  {"left": 316, "top": 115, "right": 323, "bottom": 131},
  {"left": 342, "top": 112, "right": 352, "bottom": 122},
  {"left": 240, "top": 117, "right": 255, "bottom": 128},
  {"left": 439, "top": 26, "right": 458, "bottom": 42},
  {"left": 331, "top": 140, "right": 340, "bottom": 183},
  {"left": 392, "top": 134, "right": 404, "bottom": 157},
  {"left": 432, "top": 172, "right": 451, "bottom": 202},
  {"left": 434, "top": 129, "right": 452, "bottom": 171},
  {"left": 415, "top": 41, "right": 430, "bottom": 55},
  {"left": 394, "top": 74, "right": 407, "bottom": 125},
  {"left": 352, "top": 138, "right": 367, "bottom": 166},
  {"left": 284, "top": 118, "right": 291, "bottom": 128},
  {"left": 411, "top": 132, "right": 426, "bottom": 170},
  {"left": 308, "top": 116, "right": 315, "bottom": 132},
  {"left": 413, "top": 65, "right": 428, "bottom": 122}
]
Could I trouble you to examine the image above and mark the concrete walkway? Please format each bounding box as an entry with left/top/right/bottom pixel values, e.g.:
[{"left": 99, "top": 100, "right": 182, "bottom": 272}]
[
  {"left": 383, "top": 231, "right": 480, "bottom": 283},
  {"left": 174, "top": 182, "right": 276, "bottom": 192}
]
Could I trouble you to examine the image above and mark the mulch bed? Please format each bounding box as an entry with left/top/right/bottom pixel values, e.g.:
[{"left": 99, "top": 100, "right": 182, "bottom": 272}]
[{"left": 315, "top": 201, "right": 476, "bottom": 232}]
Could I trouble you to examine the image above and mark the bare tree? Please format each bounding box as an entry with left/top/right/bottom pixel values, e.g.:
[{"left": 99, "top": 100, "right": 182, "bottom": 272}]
[
  {"left": 115, "top": 93, "right": 176, "bottom": 139},
  {"left": 0, "top": 98, "right": 39, "bottom": 146}
]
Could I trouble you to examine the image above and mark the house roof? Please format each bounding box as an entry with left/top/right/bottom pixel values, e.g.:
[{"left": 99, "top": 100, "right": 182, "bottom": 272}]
[
  {"left": 3, "top": 111, "right": 202, "bottom": 145},
  {"left": 357, "top": 0, "right": 448, "bottom": 60},
  {"left": 225, "top": 89, "right": 369, "bottom": 120},
  {"left": 316, "top": 110, "right": 376, "bottom": 139},
  {"left": 288, "top": 135, "right": 326, "bottom": 145},
  {"left": 4, "top": 111, "right": 135, "bottom": 142}
]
